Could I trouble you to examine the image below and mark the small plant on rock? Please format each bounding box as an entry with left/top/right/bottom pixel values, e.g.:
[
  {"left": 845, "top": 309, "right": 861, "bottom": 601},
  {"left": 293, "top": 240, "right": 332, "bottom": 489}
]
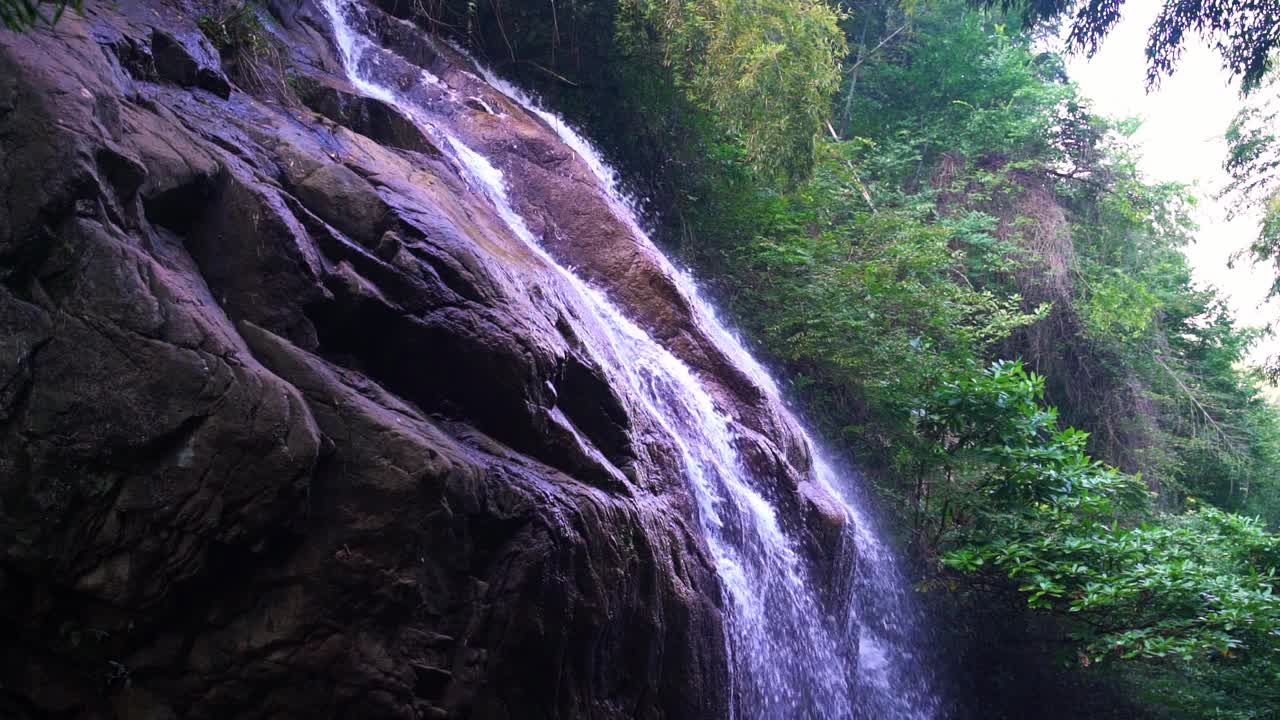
[
  {"left": 198, "top": 1, "right": 288, "bottom": 97},
  {"left": 0, "top": 0, "right": 77, "bottom": 30}
]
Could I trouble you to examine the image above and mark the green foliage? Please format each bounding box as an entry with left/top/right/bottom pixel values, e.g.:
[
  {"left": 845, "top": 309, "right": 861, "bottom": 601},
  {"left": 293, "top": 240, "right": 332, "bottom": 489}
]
[
  {"left": 917, "top": 360, "right": 1146, "bottom": 550},
  {"left": 683, "top": 135, "right": 1048, "bottom": 462},
  {"left": 1078, "top": 268, "right": 1158, "bottom": 341},
  {"left": 1224, "top": 76, "right": 1280, "bottom": 341},
  {"left": 670, "top": 0, "right": 1280, "bottom": 526},
  {"left": 839, "top": 6, "right": 1072, "bottom": 168},
  {"left": 637, "top": 1, "right": 1280, "bottom": 714},
  {"left": 984, "top": 0, "right": 1280, "bottom": 89},
  {"left": 1224, "top": 91, "right": 1280, "bottom": 216},
  {"left": 0, "top": 0, "right": 76, "bottom": 31},
  {"left": 954, "top": 496, "right": 1280, "bottom": 664},
  {"left": 1126, "top": 653, "right": 1280, "bottom": 719},
  {"left": 1056, "top": 124, "right": 1280, "bottom": 515},
  {"left": 931, "top": 363, "right": 1280, "bottom": 717},
  {"left": 618, "top": 0, "right": 847, "bottom": 181}
]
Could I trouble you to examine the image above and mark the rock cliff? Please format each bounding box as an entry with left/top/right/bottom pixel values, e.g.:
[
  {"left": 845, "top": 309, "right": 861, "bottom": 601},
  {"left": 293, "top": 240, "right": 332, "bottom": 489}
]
[{"left": 0, "top": 1, "right": 846, "bottom": 717}]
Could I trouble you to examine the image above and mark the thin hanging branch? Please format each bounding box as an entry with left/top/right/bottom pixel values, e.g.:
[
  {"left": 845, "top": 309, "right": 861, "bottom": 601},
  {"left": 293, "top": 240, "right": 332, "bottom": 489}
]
[{"left": 1155, "top": 355, "right": 1246, "bottom": 460}]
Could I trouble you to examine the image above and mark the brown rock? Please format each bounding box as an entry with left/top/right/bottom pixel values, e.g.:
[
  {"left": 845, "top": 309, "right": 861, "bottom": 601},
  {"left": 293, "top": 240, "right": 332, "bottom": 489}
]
[
  {"left": 150, "top": 28, "right": 232, "bottom": 98},
  {"left": 0, "top": 3, "right": 734, "bottom": 718},
  {"left": 0, "top": 0, "right": 849, "bottom": 717},
  {"left": 294, "top": 73, "right": 441, "bottom": 155},
  {"left": 294, "top": 162, "right": 390, "bottom": 246}
]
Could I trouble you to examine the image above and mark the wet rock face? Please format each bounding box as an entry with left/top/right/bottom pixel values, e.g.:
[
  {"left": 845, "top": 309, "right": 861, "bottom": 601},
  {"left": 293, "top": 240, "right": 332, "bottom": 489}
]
[
  {"left": 0, "top": 0, "right": 845, "bottom": 717},
  {"left": 0, "top": 2, "right": 730, "bottom": 718}
]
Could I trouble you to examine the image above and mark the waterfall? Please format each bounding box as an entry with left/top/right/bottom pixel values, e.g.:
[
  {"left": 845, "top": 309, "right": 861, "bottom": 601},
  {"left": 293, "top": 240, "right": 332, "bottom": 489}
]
[{"left": 319, "top": 1, "right": 941, "bottom": 716}]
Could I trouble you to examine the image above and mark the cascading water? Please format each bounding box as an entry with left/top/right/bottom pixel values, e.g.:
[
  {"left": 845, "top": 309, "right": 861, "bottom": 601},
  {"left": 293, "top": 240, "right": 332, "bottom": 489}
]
[
  {"left": 822, "top": 456, "right": 943, "bottom": 720},
  {"left": 320, "top": 1, "right": 941, "bottom": 716}
]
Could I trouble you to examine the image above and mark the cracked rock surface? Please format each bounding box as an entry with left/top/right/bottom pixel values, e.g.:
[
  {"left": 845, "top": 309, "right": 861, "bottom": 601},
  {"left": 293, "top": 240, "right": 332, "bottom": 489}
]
[{"left": 0, "top": 0, "right": 847, "bottom": 717}]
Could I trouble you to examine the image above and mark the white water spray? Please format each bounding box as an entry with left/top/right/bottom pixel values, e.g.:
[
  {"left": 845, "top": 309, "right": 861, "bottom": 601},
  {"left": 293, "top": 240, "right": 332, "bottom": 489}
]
[{"left": 319, "top": 1, "right": 941, "bottom": 715}]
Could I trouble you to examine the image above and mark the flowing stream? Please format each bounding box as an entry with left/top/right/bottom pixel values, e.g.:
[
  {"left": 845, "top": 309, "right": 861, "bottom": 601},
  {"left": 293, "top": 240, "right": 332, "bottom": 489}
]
[{"left": 320, "top": 2, "right": 941, "bottom": 716}]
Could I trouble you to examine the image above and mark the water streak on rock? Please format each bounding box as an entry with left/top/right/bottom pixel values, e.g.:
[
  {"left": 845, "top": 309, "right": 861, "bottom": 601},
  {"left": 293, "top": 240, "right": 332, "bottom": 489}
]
[{"left": 320, "top": 0, "right": 942, "bottom": 715}]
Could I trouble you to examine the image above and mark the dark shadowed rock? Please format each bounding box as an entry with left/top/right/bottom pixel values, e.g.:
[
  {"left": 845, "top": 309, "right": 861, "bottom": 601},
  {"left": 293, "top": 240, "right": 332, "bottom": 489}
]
[
  {"left": 294, "top": 162, "right": 389, "bottom": 245},
  {"left": 0, "top": 0, "right": 849, "bottom": 717},
  {"left": 0, "top": 2, "right": 736, "bottom": 717},
  {"left": 294, "top": 73, "right": 441, "bottom": 155},
  {"left": 151, "top": 28, "right": 232, "bottom": 98}
]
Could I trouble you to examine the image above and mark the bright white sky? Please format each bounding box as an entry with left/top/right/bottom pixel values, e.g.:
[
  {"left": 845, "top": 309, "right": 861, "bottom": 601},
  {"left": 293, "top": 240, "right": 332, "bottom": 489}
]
[{"left": 1057, "top": 0, "right": 1279, "bottom": 363}]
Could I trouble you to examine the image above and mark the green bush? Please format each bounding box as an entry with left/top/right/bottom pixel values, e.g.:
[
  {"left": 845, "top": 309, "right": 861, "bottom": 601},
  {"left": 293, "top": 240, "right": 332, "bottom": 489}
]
[{"left": 614, "top": 0, "right": 847, "bottom": 182}]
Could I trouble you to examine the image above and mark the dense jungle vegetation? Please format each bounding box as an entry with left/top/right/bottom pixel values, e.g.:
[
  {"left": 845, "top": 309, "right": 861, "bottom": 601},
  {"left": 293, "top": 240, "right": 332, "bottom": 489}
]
[{"left": 417, "top": 0, "right": 1280, "bottom": 715}]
